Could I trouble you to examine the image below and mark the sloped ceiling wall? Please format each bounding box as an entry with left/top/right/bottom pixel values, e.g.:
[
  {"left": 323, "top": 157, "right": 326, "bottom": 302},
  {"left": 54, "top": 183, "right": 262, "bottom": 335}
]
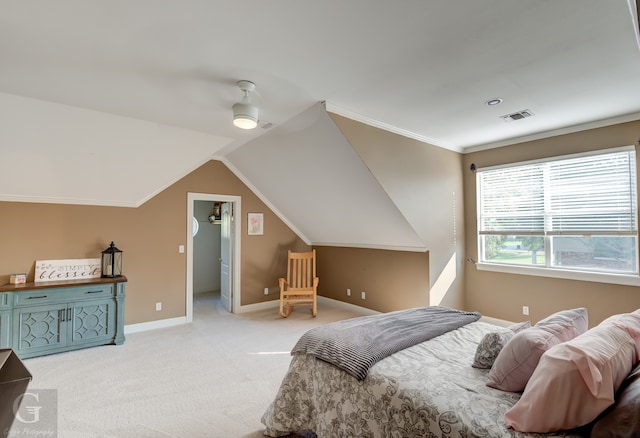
[
  {"left": 225, "top": 103, "right": 426, "bottom": 251},
  {"left": 0, "top": 93, "right": 429, "bottom": 251},
  {"left": 328, "top": 113, "right": 464, "bottom": 304},
  {"left": 0, "top": 92, "right": 233, "bottom": 206},
  {"left": 330, "top": 113, "right": 464, "bottom": 252}
]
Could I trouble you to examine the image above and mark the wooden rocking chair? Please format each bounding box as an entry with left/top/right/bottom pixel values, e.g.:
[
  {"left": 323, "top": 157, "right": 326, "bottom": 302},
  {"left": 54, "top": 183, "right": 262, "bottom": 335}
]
[{"left": 279, "top": 249, "right": 319, "bottom": 317}]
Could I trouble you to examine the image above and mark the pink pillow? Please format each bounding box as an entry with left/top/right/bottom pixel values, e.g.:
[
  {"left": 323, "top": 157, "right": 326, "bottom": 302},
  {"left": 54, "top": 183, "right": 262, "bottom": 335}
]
[
  {"left": 487, "top": 308, "right": 588, "bottom": 392},
  {"left": 602, "top": 311, "right": 640, "bottom": 357},
  {"left": 536, "top": 307, "right": 588, "bottom": 333},
  {"left": 505, "top": 314, "right": 640, "bottom": 433}
]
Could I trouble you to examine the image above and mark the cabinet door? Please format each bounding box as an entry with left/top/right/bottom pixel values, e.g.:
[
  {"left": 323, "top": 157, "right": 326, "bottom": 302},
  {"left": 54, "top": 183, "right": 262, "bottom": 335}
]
[
  {"left": 0, "top": 311, "right": 11, "bottom": 348},
  {"left": 0, "top": 292, "right": 11, "bottom": 348},
  {"left": 13, "top": 304, "right": 67, "bottom": 356},
  {"left": 69, "top": 298, "right": 116, "bottom": 346}
]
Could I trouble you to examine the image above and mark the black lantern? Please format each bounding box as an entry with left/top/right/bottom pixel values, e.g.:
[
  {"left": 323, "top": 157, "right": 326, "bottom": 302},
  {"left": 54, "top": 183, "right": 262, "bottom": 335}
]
[{"left": 101, "top": 241, "right": 123, "bottom": 278}]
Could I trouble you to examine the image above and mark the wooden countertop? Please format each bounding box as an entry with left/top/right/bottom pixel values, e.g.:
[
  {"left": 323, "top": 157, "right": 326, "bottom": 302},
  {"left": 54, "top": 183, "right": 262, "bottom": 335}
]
[{"left": 0, "top": 276, "right": 128, "bottom": 292}]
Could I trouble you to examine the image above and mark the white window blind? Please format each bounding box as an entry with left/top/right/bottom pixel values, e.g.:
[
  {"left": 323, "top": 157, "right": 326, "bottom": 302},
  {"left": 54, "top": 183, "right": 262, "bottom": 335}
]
[{"left": 478, "top": 147, "right": 637, "bottom": 237}]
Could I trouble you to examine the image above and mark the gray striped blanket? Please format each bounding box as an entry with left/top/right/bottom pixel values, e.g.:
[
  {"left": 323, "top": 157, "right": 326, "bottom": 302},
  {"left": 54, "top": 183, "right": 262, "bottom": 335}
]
[{"left": 291, "top": 306, "right": 481, "bottom": 380}]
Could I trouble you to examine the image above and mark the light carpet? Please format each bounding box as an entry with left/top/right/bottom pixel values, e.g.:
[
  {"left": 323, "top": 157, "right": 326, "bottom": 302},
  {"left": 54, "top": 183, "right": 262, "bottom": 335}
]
[{"left": 19, "top": 292, "right": 373, "bottom": 438}]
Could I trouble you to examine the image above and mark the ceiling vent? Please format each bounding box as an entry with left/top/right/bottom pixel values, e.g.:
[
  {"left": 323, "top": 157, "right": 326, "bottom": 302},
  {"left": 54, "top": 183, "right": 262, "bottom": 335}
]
[{"left": 500, "top": 109, "right": 534, "bottom": 122}]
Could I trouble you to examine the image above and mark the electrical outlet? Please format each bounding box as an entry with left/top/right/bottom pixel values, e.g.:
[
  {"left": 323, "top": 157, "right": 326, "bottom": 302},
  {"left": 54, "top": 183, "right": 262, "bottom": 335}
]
[
  {"left": 346, "top": 288, "right": 351, "bottom": 296},
  {"left": 522, "top": 305, "right": 529, "bottom": 316},
  {"left": 361, "top": 291, "right": 366, "bottom": 300},
  {"left": 264, "top": 287, "right": 269, "bottom": 295},
  {"left": 156, "top": 302, "right": 162, "bottom": 311}
]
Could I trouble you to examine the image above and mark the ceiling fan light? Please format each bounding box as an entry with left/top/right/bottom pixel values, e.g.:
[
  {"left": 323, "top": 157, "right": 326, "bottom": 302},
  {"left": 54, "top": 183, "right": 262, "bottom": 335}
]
[{"left": 232, "top": 102, "right": 259, "bottom": 129}]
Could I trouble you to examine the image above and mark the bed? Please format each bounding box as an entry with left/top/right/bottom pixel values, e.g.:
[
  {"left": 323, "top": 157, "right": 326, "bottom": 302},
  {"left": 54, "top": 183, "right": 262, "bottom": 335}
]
[{"left": 261, "top": 307, "right": 594, "bottom": 437}]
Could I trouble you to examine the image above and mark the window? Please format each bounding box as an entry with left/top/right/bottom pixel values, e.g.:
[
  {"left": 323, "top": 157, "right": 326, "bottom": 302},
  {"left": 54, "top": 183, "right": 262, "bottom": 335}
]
[{"left": 477, "top": 146, "right": 638, "bottom": 281}]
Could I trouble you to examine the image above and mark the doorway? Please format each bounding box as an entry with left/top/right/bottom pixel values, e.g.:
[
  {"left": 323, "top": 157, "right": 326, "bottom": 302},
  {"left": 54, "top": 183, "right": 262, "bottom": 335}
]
[
  {"left": 186, "top": 193, "right": 242, "bottom": 322},
  {"left": 192, "top": 200, "right": 222, "bottom": 307}
]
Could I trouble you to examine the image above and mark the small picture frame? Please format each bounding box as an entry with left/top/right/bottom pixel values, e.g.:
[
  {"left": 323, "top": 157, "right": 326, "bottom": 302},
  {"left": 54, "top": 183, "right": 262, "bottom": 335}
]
[{"left": 248, "top": 213, "right": 264, "bottom": 235}]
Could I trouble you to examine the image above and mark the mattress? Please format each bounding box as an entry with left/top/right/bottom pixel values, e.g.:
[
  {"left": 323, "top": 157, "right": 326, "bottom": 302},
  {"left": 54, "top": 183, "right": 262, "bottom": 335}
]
[{"left": 262, "top": 320, "right": 585, "bottom": 437}]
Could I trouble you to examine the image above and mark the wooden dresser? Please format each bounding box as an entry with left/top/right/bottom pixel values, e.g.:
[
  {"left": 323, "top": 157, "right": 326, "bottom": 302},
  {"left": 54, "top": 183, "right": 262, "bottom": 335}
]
[{"left": 0, "top": 277, "right": 126, "bottom": 358}]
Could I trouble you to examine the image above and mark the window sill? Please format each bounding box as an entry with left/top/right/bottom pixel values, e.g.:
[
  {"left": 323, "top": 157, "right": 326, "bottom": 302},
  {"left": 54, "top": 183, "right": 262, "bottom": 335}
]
[{"left": 475, "top": 262, "right": 640, "bottom": 287}]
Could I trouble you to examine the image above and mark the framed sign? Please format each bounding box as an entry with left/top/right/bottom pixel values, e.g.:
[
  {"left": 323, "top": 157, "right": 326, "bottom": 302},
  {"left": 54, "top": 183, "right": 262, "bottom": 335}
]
[
  {"left": 35, "top": 258, "right": 101, "bottom": 283},
  {"left": 248, "top": 213, "right": 264, "bottom": 235}
]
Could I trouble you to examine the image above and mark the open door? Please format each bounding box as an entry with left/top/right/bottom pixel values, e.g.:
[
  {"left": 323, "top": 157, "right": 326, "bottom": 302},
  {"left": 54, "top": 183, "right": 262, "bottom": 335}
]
[
  {"left": 186, "top": 193, "right": 241, "bottom": 323},
  {"left": 220, "top": 202, "right": 233, "bottom": 312}
]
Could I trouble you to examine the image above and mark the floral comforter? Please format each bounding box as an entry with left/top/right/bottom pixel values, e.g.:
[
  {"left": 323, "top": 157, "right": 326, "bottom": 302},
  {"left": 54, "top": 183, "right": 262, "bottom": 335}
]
[{"left": 261, "top": 321, "right": 584, "bottom": 438}]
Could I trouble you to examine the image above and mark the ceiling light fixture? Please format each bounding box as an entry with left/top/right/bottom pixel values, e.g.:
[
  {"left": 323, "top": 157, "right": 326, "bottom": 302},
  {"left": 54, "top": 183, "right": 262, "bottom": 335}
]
[
  {"left": 485, "top": 98, "right": 503, "bottom": 106},
  {"left": 232, "top": 80, "right": 258, "bottom": 129}
]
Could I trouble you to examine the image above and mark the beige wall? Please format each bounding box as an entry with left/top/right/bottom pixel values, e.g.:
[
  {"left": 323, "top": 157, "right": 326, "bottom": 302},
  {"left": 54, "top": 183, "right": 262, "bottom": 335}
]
[
  {"left": 464, "top": 120, "right": 640, "bottom": 326},
  {"left": 315, "top": 246, "right": 430, "bottom": 312},
  {"left": 0, "top": 160, "right": 308, "bottom": 324},
  {"left": 0, "top": 113, "right": 467, "bottom": 327},
  {"left": 21, "top": 113, "right": 635, "bottom": 327},
  {"left": 5, "top": 114, "right": 634, "bottom": 328},
  {"left": 330, "top": 113, "right": 465, "bottom": 310}
]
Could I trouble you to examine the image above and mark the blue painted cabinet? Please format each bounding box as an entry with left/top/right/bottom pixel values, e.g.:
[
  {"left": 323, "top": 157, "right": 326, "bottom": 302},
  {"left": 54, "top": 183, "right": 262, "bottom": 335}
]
[
  {"left": 0, "top": 277, "right": 126, "bottom": 358},
  {"left": 13, "top": 303, "right": 67, "bottom": 356},
  {"left": 0, "top": 292, "right": 12, "bottom": 348}
]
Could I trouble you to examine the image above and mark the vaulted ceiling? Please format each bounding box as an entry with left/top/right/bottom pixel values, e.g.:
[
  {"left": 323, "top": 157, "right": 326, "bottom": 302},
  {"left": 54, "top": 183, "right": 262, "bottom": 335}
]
[{"left": 1, "top": 1, "right": 639, "bottom": 249}]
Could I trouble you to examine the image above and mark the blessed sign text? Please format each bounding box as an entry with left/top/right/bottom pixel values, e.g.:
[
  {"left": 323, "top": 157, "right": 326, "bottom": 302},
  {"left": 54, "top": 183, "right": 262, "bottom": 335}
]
[{"left": 35, "top": 258, "right": 102, "bottom": 283}]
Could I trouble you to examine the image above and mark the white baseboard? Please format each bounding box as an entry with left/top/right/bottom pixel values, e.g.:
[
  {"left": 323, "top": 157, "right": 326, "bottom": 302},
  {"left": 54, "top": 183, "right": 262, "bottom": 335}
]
[
  {"left": 479, "top": 315, "right": 516, "bottom": 327},
  {"left": 124, "top": 316, "right": 188, "bottom": 334},
  {"left": 235, "top": 299, "right": 280, "bottom": 313},
  {"left": 317, "top": 296, "right": 381, "bottom": 315},
  {"left": 124, "top": 296, "right": 379, "bottom": 334},
  {"left": 236, "top": 295, "right": 381, "bottom": 315}
]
